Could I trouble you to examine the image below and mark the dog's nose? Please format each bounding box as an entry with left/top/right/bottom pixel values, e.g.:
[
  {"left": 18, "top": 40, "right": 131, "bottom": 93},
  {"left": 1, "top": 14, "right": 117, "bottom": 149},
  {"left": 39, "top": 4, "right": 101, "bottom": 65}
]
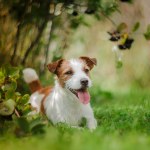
[{"left": 80, "top": 78, "right": 88, "bottom": 87}]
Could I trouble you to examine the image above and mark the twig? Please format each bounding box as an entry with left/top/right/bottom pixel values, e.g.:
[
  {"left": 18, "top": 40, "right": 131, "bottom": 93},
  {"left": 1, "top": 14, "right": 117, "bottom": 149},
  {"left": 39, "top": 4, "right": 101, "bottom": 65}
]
[
  {"left": 100, "top": 10, "right": 117, "bottom": 27},
  {"left": 14, "top": 109, "right": 20, "bottom": 118},
  {"left": 70, "top": 2, "right": 118, "bottom": 27}
]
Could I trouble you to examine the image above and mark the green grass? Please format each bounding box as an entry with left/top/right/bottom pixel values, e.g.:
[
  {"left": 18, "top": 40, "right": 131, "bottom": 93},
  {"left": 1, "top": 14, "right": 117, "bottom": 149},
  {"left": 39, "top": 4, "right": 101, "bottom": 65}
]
[{"left": 1, "top": 87, "right": 150, "bottom": 150}]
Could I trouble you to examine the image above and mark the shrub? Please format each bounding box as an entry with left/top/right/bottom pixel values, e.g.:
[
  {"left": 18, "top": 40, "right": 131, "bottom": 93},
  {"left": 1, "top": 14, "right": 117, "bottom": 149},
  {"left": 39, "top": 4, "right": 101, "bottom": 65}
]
[{"left": 0, "top": 66, "right": 46, "bottom": 137}]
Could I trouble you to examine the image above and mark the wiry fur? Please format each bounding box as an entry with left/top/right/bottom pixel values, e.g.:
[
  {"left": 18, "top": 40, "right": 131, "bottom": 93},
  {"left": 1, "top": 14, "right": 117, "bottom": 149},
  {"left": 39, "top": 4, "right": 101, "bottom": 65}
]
[
  {"left": 23, "top": 58, "right": 97, "bottom": 130},
  {"left": 65, "top": 59, "right": 92, "bottom": 90},
  {"left": 44, "top": 80, "right": 97, "bottom": 129}
]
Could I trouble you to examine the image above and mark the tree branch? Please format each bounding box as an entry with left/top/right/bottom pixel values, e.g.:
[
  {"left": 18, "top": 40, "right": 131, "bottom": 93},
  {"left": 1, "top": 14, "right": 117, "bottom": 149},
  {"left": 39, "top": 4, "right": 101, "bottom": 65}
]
[
  {"left": 44, "top": 21, "right": 54, "bottom": 68},
  {"left": 10, "top": 0, "right": 31, "bottom": 65},
  {"left": 10, "top": 23, "right": 22, "bottom": 65},
  {"left": 21, "top": 17, "right": 51, "bottom": 65}
]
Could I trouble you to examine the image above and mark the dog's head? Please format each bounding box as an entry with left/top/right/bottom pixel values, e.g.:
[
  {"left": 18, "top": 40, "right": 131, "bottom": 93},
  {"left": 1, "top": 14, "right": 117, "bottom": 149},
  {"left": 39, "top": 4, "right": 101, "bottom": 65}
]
[{"left": 47, "top": 56, "right": 97, "bottom": 104}]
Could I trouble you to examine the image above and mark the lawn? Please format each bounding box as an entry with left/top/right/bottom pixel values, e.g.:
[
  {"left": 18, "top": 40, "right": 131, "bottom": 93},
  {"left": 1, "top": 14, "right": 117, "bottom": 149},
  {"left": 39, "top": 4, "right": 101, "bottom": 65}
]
[{"left": 1, "top": 87, "right": 150, "bottom": 150}]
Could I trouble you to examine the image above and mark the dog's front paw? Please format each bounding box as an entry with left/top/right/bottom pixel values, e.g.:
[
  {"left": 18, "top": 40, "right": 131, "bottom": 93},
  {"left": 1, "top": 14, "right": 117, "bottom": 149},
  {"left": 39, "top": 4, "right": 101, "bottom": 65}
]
[{"left": 87, "top": 118, "right": 97, "bottom": 130}]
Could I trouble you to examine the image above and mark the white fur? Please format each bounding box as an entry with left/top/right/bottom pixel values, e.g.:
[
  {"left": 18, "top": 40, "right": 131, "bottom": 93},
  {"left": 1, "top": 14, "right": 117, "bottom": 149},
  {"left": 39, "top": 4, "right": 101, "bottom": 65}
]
[
  {"left": 28, "top": 59, "right": 97, "bottom": 130},
  {"left": 29, "top": 92, "right": 44, "bottom": 113},
  {"left": 23, "top": 68, "right": 39, "bottom": 83},
  {"left": 44, "top": 81, "right": 97, "bottom": 129},
  {"left": 65, "top": 59, "right": 92, "bottom": 90}
]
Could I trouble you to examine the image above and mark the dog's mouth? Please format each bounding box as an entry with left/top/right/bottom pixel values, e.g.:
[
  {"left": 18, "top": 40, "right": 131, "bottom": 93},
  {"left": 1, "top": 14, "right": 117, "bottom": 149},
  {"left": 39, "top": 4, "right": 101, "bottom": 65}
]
[{"left": 69, "top": 88, "right": 90, "bottom": 105}]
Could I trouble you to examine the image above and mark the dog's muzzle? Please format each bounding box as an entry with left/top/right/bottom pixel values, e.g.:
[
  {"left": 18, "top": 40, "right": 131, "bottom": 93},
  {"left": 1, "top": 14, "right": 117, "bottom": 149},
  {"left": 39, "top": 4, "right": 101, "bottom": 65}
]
[
  {"left": 68, "top": 78, "right": 90, "bottom": 105},
  {"left": 80, "top": 78, "right": 89, "bottom": 88}
]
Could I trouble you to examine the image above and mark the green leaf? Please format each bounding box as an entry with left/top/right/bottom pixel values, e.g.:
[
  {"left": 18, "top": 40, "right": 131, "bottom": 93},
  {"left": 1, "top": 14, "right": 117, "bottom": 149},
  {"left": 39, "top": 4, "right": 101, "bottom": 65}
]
[
  {"left": 15, "top": 92, "right": 21, "bottom": 96},
  {"left": 116, "top": 60, "right": 123, "bottom": 69},
  {"left": 6, "top": 67, "right": 20, "bottom": 79},
  {"left": 0, "top": 99, "right": 15, "bottom": 116},
  {"left": 117, "top": 23, "right": 127, "bottom": 32},
  {"left": 80, "top": 117, "right": 87, "bottom": 127},
  {"left": 29, "top": 117, "right": 44, "bottom": 130},
  {"left": 31, "top": 124, "right": 45, "bottom": 135},
  {"left": 3, "top": 82, "right": 17, "bottom": 100},
  {"left": 21, "top": 104, "right": 31, "bottom": 115},
  {"left": 17, "top": 117, "right": 30, "bottom": 133},
  {"left": 5, "top": 90, "right": 15, "bottom": 100},
  {"left": 2, "top": 81, "right": 17, "bottom": 92},
  {"left": 19, "top": 94, "right": 29, "bottom": 105},
  {"left": 144, "top": 24, "right": 150, "bottom": 40},
  {"left": 0, "top": 68, "right": 5, "bottom": 85},
  {"left": 132, "top": 22, "right": 140, "bottom": 32}
]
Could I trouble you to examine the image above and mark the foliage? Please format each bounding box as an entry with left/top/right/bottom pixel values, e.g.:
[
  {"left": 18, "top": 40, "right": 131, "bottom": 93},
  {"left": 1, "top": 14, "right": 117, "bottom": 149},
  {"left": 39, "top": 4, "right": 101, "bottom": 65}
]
[
  {"left": 0, "top": 0, "right": 150, "bottom": 71},
  {"left": 0, "top": 66, "right": 47, "bottom": 136},
  {"left": 0, "top": 86, "right": 150, "bottom": 149},
  {"left": 90, "top": 86, "right": 114, "bottom": 105},
  {"left": 0, "top": 66, "right": 29, "bottom": 116},
  {"left": 132, "top": 22, "right": 140, "bottom": 32},
  {"left": 1, "top": 0, "right": 150, "bottom": 148},
  {"left": 0, "top": 0, "right": 119, "bottom": 67},
  {"left": 144, "top": 24, "right": 150, "bottom": 40},
  {"left": 95, "top": 106, "right": 150, "bottom": 133},
  {"left": 108, "top": 22, "right": 141, "bottom": 51}
]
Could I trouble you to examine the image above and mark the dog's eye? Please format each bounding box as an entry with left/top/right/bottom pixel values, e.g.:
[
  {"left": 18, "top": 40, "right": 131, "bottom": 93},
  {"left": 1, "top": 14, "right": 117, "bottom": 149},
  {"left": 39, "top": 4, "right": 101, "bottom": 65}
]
[
  {"left": 84, "top": 68, "right": 89, "bottom": 73},
  {"left": 65, "top": 70, "right": 73, "bottom": 75}
]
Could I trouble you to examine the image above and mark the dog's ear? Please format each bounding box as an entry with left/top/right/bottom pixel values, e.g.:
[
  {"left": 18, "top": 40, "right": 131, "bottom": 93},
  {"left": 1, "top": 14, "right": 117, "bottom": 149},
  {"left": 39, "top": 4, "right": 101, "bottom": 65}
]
[
  {"left": 47, "top": 59, "right": 64, "bottom": 74},
  {"left": 80, "top": 56, "right": 97, "bottom": 70}
]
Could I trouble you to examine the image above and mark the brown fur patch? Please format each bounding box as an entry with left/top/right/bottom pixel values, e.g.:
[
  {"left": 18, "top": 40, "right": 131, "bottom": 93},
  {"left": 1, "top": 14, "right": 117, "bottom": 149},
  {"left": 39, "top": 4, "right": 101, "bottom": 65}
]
[
  {"left": 80, "top": 56, "right": 97, "bottom": 70},
  {"left": 39, "top": 86, "right": 52, "bottom": 114},
  {"left": 82, "top": 64, "right": 90, "bottom": 77},
  {"left": 55, "top": 59, "right": 92, "bottom": 87},
  {"left": 56, "top": 60, "right": 73, "bottom": 87},
  {"left": 47, "top": 59, "right": 64, "bottom": 74},
  {"left": 29, "top": 80, "right": 42, "bottom": 93}
]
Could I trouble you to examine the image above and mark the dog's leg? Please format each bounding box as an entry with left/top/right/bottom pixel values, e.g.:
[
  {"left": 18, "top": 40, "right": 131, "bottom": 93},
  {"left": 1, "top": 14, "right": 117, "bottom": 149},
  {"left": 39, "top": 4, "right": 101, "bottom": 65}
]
[
  {"left": 86, "top": 117, "right": 97, "bottom": 130},
  {"left": 82, "top": 104, "right": 97, "bottom": 130}
]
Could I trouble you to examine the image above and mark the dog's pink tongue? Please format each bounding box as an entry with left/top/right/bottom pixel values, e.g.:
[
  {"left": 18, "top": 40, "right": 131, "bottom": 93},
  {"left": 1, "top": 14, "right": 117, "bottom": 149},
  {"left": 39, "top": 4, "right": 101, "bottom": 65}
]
[{"left": 77, "top": 90, "right": 90, "bottom": 104}]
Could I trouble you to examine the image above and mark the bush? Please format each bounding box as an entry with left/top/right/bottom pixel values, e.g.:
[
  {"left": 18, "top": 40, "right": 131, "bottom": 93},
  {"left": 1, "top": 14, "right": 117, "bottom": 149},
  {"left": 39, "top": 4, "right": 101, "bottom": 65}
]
[{"left": 0, "top": 66, "right": 46, "bottom": 137}]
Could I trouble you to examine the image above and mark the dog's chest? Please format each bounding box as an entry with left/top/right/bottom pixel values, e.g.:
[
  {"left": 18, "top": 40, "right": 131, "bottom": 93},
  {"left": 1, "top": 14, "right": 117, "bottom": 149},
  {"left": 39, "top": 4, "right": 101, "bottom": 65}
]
[{"left": 44, "top": 89, "right": 83, "bottom": 126}]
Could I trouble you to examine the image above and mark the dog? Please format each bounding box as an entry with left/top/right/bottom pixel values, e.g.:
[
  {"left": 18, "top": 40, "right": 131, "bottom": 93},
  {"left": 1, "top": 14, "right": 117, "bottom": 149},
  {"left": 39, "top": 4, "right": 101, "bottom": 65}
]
[{"left": 23, "top": 56, "right": 97, "bottom": 130}]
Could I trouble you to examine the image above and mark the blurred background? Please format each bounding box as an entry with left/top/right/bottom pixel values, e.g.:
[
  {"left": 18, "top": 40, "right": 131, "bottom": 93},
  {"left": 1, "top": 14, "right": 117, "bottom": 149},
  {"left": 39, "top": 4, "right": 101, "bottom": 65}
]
[
  {"left": 1, "top": 1, "right": 150, "bottom": 147},
  {"left": 1, "top": 0, "right": 150, "bottom": 92}
]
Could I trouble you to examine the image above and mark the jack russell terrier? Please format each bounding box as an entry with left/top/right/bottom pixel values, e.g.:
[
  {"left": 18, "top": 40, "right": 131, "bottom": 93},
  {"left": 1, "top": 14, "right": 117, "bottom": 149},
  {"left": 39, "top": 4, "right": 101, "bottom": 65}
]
[{"left": 23, "top": 56, "right": 97, "bottom": 130}]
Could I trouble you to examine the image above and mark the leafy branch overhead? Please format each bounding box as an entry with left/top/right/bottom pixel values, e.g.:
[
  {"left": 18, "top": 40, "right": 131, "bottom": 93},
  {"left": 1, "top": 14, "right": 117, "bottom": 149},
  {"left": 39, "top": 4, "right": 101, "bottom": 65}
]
[
  {"left": 108, "top": 22, "right": 135, "bottom": 50},
  {"left": 0, "top": 0, "right": 124, "bottom": 66},
  {"left": 0, "top": 0, "right": 150, "bottom": 68}
]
